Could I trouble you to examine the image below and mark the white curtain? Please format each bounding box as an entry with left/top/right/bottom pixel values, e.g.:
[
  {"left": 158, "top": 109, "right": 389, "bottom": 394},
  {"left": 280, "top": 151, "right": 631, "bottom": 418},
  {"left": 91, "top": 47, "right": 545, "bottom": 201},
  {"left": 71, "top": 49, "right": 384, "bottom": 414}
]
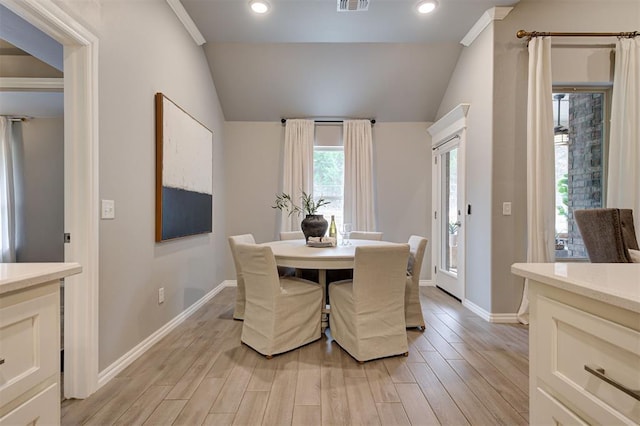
[
  {"left": 343, "top": 120, "right": 376, "bottom": 231},
  {"left": 0, "top": 117, "right": 17, "bottom": 262},
  {"left": 518, "top": 37, "right": 555, "bottom": 324},
  {"left": 280, "top": 119, "right": 314, "bottom": 232},
  {"left": 607, "top": 38, "right": 640, "bottom": 229}
]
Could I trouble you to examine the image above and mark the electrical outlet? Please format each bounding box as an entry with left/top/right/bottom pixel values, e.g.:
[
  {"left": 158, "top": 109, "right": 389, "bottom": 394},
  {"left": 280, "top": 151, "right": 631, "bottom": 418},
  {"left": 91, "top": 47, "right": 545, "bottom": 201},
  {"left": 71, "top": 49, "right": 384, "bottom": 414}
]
[
  {"left": 101, "top": 199, "right": 115, "bottom": 219},
  {"left": 158, "top": 287, "right": 165, "bottom": 304}
]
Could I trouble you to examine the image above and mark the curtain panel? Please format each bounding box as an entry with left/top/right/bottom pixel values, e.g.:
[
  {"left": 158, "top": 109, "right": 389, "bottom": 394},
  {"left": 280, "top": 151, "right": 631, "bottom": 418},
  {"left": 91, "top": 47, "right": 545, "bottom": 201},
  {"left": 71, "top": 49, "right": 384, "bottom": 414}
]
[
  {"left": 343, "top": 120, "right": 376, "bottom": 231},
  {"left": 518, "top": 37, "right": 555, "bottom": 324},
  {"left": 280, "top": 119, "right": 314, "bottom": 232},
  {"left": 607, "top": 38, "right": 640, "bottom": 228}
]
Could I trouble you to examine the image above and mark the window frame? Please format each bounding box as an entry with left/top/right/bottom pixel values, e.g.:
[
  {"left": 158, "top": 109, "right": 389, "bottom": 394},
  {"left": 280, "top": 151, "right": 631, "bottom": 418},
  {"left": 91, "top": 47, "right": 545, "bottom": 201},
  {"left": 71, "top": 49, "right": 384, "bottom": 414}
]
[
  {"left": 313, "top": 144, "right": 345, "bottom": 227},
  {"left": 552, "top": 86, "right": 612, "bottom": 261}
]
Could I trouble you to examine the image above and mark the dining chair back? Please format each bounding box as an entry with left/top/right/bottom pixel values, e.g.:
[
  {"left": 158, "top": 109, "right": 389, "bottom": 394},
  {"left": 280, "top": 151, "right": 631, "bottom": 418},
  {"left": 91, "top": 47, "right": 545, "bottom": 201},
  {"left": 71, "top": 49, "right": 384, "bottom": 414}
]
[
  {"left": 574, "top": 208, "right": 638, "bottom": 263},
  {"left": 280, "top": 230, "right": 304, "bottom": 240},
  {"left": 349, "top": 231, "right": 383, "bottom": 240},
  {"left": 329, "top": 244, "right": 410, "bottom": 362},
  {"left": 405, "top": 235, "right": 428, "bottom": 329},
  {"left": 279, "top": 230, "right": 317, "bottom": 280},
  {"left": 235, "top": 243, "right": 323, "bottom": 358},
  {"left": 228, "top": 233, "right": 256, "bottom": 320}
]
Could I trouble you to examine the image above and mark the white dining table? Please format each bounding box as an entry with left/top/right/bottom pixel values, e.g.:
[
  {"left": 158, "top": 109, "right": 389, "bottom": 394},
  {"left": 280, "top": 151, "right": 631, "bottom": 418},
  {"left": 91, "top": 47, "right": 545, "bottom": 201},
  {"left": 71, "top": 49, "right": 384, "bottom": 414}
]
[{"left": 262, "top": 238, "right": 405, "bottom": 329}]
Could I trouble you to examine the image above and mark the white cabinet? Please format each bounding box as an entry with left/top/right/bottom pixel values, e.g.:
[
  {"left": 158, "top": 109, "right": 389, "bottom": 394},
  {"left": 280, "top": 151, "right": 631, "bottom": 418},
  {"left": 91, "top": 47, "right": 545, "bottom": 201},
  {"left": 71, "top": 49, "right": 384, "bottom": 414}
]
[
  {"left": 512, "top": 263, "right": 640, "bottom": 426},
  {"left": 0, "top": 263, "right": 81, "bottom": 425}
]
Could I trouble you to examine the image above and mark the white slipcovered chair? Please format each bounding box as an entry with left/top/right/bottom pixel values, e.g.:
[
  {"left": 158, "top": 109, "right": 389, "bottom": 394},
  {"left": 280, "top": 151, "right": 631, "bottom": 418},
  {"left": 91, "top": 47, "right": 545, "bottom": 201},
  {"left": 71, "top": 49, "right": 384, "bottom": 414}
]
[
  {"left": 228, "top": 234, "right": 256, "bottom": 320},
  {"left": 349, "top": 231, "right": 383, "bottom": 240},
  {"left": 329, "top": 244, "right": 410, "bottom": 362},
  {"left": 280, "top": 230, "right": 304, "bottom": 240},
  {"left": 405, "top": 235, "right": 428, "bottom": 330},
  {"left": 279, "top": 230, "right": 317, "bottom": 280},
  {"left": 234, "top": 243, "right": 323, "bottom": 358}
]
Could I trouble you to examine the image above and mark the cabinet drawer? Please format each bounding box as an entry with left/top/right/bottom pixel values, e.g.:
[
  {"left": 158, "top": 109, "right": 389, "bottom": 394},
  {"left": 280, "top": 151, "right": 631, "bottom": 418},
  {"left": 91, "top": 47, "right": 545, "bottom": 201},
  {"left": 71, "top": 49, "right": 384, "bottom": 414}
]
[
  {"left": 0, "top": 383, "right": 59, "bottom": 425},
  {"left": 534, "top": 387, "right": 588, "bottom": 426},
  {"left": 537, "top": 296, "right": 640, "bottom": 424},
  {"left": 0, "top": 291, "right": 59, "bottom": 406}
]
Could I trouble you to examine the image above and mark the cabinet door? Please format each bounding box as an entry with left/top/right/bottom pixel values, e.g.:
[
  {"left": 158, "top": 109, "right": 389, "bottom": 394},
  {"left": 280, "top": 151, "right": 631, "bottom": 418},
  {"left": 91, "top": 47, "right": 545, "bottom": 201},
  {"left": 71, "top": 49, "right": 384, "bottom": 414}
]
[
  {"left": 535, "top": 387, "right": 588, "bottom": 426},
  {"left": 0, "top": 291, "right": 59, "bottom": 405},
  {"left": 537, "top": 295, "right": 640, "bottom": 424},
  {"left": 0, "top": 383, "right": 59, "bottom": 425}
]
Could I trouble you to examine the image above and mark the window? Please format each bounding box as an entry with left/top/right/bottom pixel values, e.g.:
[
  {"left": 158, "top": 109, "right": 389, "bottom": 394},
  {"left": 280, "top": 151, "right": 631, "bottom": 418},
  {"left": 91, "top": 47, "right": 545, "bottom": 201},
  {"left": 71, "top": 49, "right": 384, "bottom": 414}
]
[
  {"left": 313, "top": 125, "right": 344, "bottom": 227},
  {"left": 553, "top": 89, "right": 610, "bottom": 259}
]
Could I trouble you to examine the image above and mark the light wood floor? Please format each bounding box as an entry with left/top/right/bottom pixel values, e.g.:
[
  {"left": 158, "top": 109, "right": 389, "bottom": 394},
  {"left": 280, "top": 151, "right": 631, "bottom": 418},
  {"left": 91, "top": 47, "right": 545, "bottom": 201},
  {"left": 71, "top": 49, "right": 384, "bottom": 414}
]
[{"left": 61, "top": 286, "right": 529, "bottom": 425}]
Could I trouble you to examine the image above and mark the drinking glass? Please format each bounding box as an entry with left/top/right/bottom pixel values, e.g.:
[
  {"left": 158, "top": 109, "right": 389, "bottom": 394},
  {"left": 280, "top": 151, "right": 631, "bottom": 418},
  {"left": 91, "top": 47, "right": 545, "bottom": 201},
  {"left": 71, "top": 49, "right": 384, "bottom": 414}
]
[{"left": 340, "top": 223, "right": 352, "bottom": 246}]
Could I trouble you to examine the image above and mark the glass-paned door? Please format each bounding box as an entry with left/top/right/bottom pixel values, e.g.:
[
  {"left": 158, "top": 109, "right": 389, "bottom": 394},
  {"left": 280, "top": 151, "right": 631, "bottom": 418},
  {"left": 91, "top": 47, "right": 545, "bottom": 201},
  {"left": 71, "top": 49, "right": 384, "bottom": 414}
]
[
  {"left": 444, "top": 148, "right": 459, "bottom": 273},
  {"left": 433, "top": 136, "right": 464, "bottom": 300}
]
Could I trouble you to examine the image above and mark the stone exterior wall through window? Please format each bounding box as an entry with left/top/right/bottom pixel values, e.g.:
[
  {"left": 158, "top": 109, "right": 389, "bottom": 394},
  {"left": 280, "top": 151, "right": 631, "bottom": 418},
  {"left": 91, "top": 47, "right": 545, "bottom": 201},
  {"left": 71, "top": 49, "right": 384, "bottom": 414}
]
[{"left": 567, "top": 93, "right": 604, "bottom": 258}]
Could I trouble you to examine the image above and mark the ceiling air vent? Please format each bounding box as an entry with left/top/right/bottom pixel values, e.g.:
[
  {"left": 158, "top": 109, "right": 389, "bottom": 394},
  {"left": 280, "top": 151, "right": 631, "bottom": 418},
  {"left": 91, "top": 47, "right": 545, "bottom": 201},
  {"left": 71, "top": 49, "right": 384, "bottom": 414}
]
[{"left": 338, "top": 0, "right": 369, "bottom": 12}]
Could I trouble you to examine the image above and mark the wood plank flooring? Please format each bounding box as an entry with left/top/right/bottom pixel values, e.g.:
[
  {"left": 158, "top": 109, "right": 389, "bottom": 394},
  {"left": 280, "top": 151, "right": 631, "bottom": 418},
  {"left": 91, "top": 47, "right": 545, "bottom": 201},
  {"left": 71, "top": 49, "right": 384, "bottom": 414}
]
[{"left": 61, "top": 287, "right": 529, "bottom": 425}]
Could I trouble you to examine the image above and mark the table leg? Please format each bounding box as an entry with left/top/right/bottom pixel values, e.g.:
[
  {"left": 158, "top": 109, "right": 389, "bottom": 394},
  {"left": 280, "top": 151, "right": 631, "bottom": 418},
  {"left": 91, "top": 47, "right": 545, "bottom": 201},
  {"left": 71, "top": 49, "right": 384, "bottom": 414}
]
[{"left": 319, "top": 269, "right": 329, "bottom": 332}]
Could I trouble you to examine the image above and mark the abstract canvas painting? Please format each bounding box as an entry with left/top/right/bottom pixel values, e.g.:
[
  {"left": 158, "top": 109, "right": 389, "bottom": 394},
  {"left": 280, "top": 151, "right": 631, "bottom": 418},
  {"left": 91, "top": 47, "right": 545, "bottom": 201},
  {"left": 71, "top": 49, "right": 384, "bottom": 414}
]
[{"left": 155, "top": 93, "right": 213, "bottom": 241}]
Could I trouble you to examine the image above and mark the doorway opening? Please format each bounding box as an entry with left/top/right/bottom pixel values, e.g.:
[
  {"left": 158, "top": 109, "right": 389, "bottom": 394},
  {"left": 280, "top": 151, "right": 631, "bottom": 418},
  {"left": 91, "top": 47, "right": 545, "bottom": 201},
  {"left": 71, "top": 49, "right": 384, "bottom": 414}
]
[{"left": 1, "top": 0, "right": 100, "bottom": 399}]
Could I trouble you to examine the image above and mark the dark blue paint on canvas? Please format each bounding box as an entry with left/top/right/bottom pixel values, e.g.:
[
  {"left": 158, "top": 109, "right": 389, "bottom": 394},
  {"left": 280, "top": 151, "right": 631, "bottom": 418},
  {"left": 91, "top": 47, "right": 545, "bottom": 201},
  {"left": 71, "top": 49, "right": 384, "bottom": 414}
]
[{"left": 161, "top": 186, "right": 212, "bottom": 240}]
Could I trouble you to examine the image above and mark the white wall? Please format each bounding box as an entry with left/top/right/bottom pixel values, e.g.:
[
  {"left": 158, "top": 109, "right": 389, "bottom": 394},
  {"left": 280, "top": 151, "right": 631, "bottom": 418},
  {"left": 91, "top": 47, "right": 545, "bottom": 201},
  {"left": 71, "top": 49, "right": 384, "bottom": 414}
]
[
  {"left": 373, "top": 123, "right": 432, "bottom": 278},
  {"left": 436, "top": 25, "right": 495, "bottom": 311},
  {"left": 437, "top": 0, "right": 639, "bottom": 315},
  {"left": 490, "top": 0, "right": 639, "bottom": 314},
  {"left": 57, "top": 0, "right": 227, "bottom": 370},
  {"left": 223, "top": 121, "right": 432, "bottom": 280},
  {"left": 224, "top": 121, "right": 283, "bottom": 246},
  {"left": 14, "top": 118, "right": 64, "bottom": 262}
]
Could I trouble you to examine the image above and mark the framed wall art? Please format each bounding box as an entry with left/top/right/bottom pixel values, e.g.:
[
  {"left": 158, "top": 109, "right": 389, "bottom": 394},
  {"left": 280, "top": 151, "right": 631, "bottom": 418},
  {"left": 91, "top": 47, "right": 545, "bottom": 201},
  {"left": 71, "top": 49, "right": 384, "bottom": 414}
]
[{"left": 155, "top": 92, "right": 213, "bottom": 242}]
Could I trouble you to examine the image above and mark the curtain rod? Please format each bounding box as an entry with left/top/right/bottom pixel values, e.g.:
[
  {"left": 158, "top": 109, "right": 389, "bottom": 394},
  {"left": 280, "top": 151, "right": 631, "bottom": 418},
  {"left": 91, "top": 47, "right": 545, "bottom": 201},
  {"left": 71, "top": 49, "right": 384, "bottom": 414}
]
[
  {"left": 280, "top": 118, "right": 376, "bottom": 125},
  {"left": 517, "top": 30, "right": 639, "bottom": 39},
  {"left": 1, "top": 115, "right": 31, "bottom": 122}
]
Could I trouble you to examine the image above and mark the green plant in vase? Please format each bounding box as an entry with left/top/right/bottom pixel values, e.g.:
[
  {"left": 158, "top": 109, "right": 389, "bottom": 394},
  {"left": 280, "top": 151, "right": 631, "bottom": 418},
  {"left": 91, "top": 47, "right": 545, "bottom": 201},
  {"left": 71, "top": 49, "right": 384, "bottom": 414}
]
[{"left": 273, "top": 192, "right": 331, "bottom": 240}]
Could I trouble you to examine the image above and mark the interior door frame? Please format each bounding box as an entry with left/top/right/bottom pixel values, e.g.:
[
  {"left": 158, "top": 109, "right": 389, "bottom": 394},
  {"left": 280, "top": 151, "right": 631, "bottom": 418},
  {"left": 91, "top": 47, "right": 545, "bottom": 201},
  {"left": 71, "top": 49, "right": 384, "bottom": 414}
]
[
  {"left": 1, "top": 0, "right": 100, "bottom": 398},
  {"left": 428, "top": 104, "right": 469, "bottom": 302}
]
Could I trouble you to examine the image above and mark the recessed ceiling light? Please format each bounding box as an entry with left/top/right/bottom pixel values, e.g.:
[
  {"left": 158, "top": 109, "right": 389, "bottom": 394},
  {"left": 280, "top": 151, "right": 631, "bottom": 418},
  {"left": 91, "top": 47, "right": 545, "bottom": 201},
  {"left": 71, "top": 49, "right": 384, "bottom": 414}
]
[
  {"left": 249, "top": 0, "right": 270, "bottom": 14},
  {"left": 416, "top": 0, "right": 438, "bottom": 14}
]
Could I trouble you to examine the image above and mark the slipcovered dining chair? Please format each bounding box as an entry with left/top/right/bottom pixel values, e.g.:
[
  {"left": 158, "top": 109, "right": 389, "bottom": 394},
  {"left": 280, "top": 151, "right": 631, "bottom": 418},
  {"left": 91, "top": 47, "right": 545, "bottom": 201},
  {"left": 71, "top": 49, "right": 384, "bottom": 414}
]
[
  {"left": 574, "top": 208, "right": 639, "bottom": 263},
  {"left": 329, "top": 244, "right": 410, "bottom": 362},
  {"left": 349, "top": 231, "right": 383, "bottom": 241},
  {"left": 228, "top": 234, "right": 256, "bottom": 320},
  {"left": 234, "top": 243, "right": 323, "bottom": 358},
  {"left": 280, "top": 230, "right": 304, "bottom": 240},
  {"left": 279, "top": 230, "right": 318, "bottom": 280},
  {"left": 405, "top": 235, "right": 428, "bottom": 330}
]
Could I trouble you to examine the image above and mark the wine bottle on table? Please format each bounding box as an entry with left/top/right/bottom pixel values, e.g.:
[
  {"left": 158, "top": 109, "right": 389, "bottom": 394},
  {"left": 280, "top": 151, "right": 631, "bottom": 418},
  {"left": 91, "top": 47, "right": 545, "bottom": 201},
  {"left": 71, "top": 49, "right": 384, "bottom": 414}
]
[{"left": 329, "top": 215, "right": 337, "bottom": 238}]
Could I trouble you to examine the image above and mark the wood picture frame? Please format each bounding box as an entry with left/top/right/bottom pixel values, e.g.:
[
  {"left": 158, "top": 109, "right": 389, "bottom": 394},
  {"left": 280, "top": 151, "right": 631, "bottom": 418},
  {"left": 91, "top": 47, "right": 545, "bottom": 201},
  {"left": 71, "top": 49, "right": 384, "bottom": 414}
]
[{"left": 155, "top": 92, "right": 213, "bottom": 242}]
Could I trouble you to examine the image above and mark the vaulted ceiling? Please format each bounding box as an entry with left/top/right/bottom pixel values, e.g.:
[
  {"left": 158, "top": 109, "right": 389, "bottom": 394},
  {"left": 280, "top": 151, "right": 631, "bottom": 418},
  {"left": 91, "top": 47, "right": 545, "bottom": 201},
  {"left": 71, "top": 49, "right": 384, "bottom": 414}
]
[
  {"left": 181, "top": 0, "right": 520, "bottom": 122},
  {"left": 1, "top": 0, "right": 522, "bottom": 122}
]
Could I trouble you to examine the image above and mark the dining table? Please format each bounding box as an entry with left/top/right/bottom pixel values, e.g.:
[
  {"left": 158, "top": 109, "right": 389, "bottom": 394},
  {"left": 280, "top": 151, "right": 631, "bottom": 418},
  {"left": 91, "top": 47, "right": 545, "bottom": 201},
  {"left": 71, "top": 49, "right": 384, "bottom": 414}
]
[{"left": 262, "top": 238, "right": 405, "bottom": 330}]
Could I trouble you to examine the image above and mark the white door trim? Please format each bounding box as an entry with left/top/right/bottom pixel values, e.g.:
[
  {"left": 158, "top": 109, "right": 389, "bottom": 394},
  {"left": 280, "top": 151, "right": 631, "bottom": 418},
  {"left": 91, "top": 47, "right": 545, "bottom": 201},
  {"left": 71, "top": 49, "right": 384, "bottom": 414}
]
[
  {"left": 1, "top": 0, "right": 100, "bottom": 398},
  {"left": 428, "top": 104, "right": 469, "bottom": 302}
]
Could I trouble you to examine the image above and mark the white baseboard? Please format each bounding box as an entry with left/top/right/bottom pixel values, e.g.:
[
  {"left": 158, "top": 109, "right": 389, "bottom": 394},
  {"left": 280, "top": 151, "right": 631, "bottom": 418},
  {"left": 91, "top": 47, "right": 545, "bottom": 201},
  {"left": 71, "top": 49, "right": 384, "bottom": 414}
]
[
  {"left": 97, "top": 280, "right": 235, "bottom": 388},
  {"left": 462, "top": 298, "right": 519, "bottom": 323},
  {"left": 419, "top": 280, "right": 434, "bottom": 287}
]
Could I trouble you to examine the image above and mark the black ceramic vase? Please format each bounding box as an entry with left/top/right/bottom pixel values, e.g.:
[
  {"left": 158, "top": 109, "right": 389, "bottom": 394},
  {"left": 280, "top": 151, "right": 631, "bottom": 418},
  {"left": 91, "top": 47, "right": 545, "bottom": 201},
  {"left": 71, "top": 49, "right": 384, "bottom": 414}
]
[{"left": 300, "top": 215, "right": 328, "bottom": 241}]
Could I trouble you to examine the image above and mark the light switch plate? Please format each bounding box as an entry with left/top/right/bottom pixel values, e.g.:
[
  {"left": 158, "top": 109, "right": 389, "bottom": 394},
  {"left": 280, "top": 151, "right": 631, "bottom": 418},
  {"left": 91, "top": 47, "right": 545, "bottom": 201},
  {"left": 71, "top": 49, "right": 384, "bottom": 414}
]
[
  {"left": 101, "top": 199, "right": 115, "bottom": 219},
  {"left": 502, "top": 202, "right": 512, "bottom": 216}
]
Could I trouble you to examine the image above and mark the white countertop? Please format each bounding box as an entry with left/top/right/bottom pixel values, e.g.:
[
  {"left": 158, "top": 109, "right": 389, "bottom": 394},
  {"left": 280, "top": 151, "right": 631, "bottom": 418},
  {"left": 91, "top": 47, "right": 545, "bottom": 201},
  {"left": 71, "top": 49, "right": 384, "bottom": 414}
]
[
  {"left": 0, "top": 262, "right": 82, "bottom": 295},
  {"left": 512, "top": 263, "right": 640, "bottom": 314}
]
